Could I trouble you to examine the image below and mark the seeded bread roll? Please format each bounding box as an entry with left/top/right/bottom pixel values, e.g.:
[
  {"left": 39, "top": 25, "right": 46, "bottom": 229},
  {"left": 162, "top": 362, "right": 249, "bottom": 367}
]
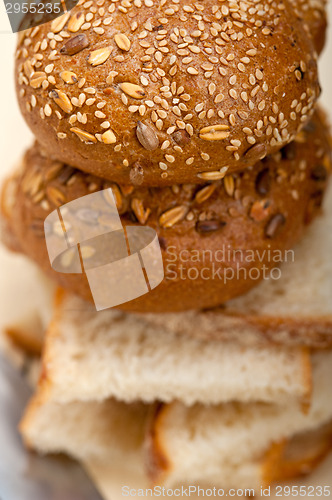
[
  {"left": 15, "top": 0, "right": 322, "bottom": 186},
  {"left": 290, "top": 0, "right": 328, "bottom": 56},
  {"left": 1, "top": 112, "right": 330, "bottom": 312}
]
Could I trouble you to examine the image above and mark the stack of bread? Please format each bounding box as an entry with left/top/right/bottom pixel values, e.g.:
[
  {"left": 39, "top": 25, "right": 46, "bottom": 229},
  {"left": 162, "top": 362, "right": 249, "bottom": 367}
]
[{"left": 1, "top": 0, "right": 332, "bottom": 496}]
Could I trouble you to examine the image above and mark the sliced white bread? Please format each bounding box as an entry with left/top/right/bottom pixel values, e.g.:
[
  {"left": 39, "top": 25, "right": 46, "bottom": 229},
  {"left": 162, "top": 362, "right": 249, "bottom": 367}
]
[
  {"left": 39, "top": 289, "right": 312, "bottom": 407},
  {"left": 84, "top": 423, "right": 332, "bottom": 500},
  {"left": 141, "top": 181, "right": 332, "bottom": 348},
  {"left": 146, "top": 350, "right": 332, "bottom": 489},
  {"left": 20, "top": 390, "right": 148, "bottom": 479},
  {"left": 20, "top": 350, "right": 332, "bottom": 494}
]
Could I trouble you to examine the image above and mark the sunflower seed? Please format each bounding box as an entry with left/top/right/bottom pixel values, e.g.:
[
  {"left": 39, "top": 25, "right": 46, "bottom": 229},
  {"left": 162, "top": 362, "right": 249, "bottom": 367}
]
[
  {"left": 60, "top": 34, "right": 90, "bottom": 55},
  {"left": 114, "top": 33, "right": 131, "bottom": 51},
  {"left": 265, "top": 213, "right": 286, "bottom": 238},
  {"left": 57, "top": 165, "right": 76, "bottom": 184},
  {"left": 87, "top": 46, "right": 112, "bottom": 66},
  {"left": 195, "top": 184, "right": 217, "bottom": 203},
  {"left": 131, "top": 198, "right": 151, "bottom": 224},
  {"left": 30, "top": 72, "right": 46, "bottom": 89},
  {"left": 159, "top": 205, "right": 187, "bottom": 228},
  {"left": 46, "top": 186, "right": 66, "bottom": 206},
  {"left": 120, "top": 82, "right": 145, "bottom": 99},
  {"left": 136, "top": 121, "right": 159, "bottom": 150},
  {"left": 196, "top": 220, "right": 226, "bottom": 234},
  {"left": 49, "top": 89, "right": 73, "bottom": 114},
  {"left": 199, "top": 124, "right": 231, "bottom": 141},
  {"left": 67, "top": 12, "right": 85, "bottom": 32},
  {"left": 172, "top": 129, "right": 190, "bottom": 146},
  {"left": 101, "top": 129, "right": 116, "bottom": 144},
  {"left": 60, "top": 71, "right": 78, "bottom": 84},
  {"left": 224, "top": 175, "right": 235, "bottom": 197},
  {"left": 244, "top": 143, "right": 267, "bottom": 161},
  {"left": 70, "top": 127, "right": 97, "bottom": 143},
  {"left": 51, "top": 13, "right": 70, "bottom": 33}
]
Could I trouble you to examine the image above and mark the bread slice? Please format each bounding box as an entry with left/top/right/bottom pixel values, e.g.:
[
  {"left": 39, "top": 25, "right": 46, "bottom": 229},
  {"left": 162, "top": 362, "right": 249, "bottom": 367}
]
[
  {"left": 263, "top": 419, "right": 332, "bottom": 484},
  {"left": 20, "top": 388, "right": 148, "bottom": 479},
  {"left": 20, "top": 351, "right": 332, "bottom": 494},
  {"left": 38, "top": 289, "right": 313, "bottom": 407},
  {"left": 140, "top": 181, "right": 332, "bottom": 348},
  {"left": 84, "top": 421, "right": 332, "bottom": 500},
  {"left": 146, "top": 350, "right": 332, "bottom": 488}
]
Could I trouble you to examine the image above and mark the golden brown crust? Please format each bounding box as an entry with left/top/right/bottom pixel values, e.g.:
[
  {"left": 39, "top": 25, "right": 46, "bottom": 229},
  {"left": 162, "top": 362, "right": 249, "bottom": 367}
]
[
  {"left": 147, "top": 404, "right": 332, "bottom": 487},
  {"left": 145, "top": 403, "right": 173, "bottom": 485},
  {"left": 262, "top": 419, "right": 332, "bottom": 484},
  {"left": 15, "top": 0, "right": 322, "bottom": 186},
  {"left": 141, "top": 311, "right": 332, "bottom": 349},
  {"left": 4, "top": 325, "right": 43, "bottom": 357},
  {"left": 19, "top": 384, "right": 54, "bottom": 451},
  {"left": 1, "top": 112, "right": 330, "bottom": 312}
]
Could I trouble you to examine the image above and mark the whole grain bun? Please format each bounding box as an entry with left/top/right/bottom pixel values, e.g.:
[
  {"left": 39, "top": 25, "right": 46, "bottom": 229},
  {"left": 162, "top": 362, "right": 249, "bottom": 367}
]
[
  {"left": 291, "top": 0, "right": 328, "bottom": 56},
  {"left": 15, "top": 0, "right": 322, "bottom": 186},
  {"left": 1, "top": 112, "right": 330, "bottom": 312}
]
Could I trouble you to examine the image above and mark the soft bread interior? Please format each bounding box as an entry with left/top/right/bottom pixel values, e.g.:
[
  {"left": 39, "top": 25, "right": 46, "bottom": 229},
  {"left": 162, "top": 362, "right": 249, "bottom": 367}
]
[
  {"left": 146, "top": 350, "right": 332, "bottom": 488},
  {"left": 20, "top": 389, "right": 148, "bottom": 478},
  {"left": 20, "top": 368, "right": 332, "bottom": 495},
  {"left": 40, "top": 289, "right": 313, "bottom": 407}
]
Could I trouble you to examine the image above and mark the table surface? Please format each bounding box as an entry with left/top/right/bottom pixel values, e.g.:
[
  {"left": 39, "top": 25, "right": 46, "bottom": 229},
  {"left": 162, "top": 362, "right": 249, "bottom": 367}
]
[{"left": 0, "top": 3, "right": 331, "bottom": 498}]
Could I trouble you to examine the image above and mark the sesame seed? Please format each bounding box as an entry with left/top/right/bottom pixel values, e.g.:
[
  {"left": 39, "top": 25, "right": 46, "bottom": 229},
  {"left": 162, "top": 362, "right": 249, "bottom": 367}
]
[
  {"left": 229, "top": 114, "right": 236, "bottom": 126},
  {"left": 247, "top": 136, "right": 256, "bottom": 145},
  {"left": 241, "top": 91, "right": 248, "bottom": 103},
  {"left": 258, "top": 100, "right": 266, "bottom": 111}
]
